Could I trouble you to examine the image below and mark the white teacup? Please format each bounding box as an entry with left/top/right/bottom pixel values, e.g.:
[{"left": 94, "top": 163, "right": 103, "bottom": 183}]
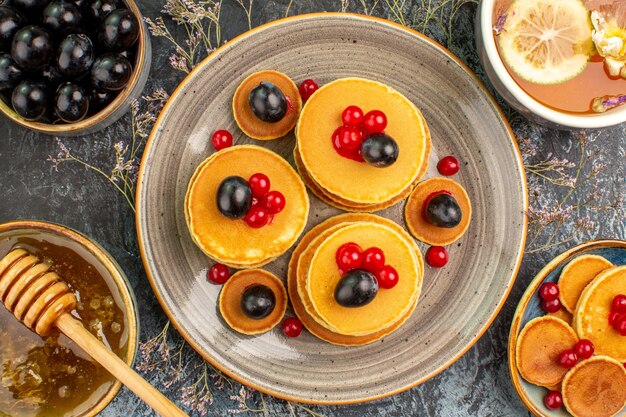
[{"left": 475, "top": 0, "right": 626, "bottom": 129}]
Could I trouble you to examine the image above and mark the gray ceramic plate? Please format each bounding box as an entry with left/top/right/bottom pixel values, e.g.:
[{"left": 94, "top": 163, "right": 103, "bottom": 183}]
[{"left": 136, "top": 13, "right": 528, "bottom": 404}]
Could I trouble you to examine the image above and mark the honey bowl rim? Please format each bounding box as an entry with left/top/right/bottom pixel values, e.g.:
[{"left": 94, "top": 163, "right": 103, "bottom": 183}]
[
  {"left": 479, "top": 0, "right": 626, "bottom": 129},
  {"left": 0, "top": 219, "right": 139, "bottom": 417},
  {"left": 0, "top": 0, "right": 148, "bottom": 134}
]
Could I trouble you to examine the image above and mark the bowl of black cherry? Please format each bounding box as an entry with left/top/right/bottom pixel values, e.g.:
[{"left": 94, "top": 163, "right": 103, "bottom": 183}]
[{"left": 0, "top": 0, "right": 151, "bottom": 135}]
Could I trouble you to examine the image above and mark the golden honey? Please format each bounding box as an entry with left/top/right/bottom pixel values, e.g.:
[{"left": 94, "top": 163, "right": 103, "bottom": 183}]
[{"left": 0, "top": 235, "right": 129, "bottom": 417}]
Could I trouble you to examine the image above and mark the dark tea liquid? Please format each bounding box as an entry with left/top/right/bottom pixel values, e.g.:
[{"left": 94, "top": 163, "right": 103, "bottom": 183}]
[
  {"left": 493, "top": 0, "right": 626, "bottom": 114},
  {"left": 0, "top": 234, "right": 130, "bottom": 417}
]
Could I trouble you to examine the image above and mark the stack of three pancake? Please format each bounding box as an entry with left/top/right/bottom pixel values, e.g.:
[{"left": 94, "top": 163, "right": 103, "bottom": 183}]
[
  {"left": 288, "top": 213, "right": 424, "bottom": 346},
  {"left": 294, "top": 78, "right": 431, "bottom": 213}
]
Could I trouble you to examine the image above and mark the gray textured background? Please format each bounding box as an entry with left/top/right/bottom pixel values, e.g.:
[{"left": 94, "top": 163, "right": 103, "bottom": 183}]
[{"left": 0, "top": 0, "right": 624, "bottom": 416}]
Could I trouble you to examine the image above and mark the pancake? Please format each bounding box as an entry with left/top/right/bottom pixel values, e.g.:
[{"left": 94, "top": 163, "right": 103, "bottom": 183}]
[
  {"left": 296, "top": 78, "right": 429, "bottom": 205},
  {"left": 185, "top": 145, "right": 309, "bottom": 267},
  {"left": 558, "top": 254, "right": 613, "bottom": 313},
  {"left": 292, "top": 106, "right": 432, "bottom": 211},
  {"left": 296, "top": 223, "right": 352, "bottom": 329},
  {"left": 288, "top": 213, "right": 423, "bottom": 345},
  {"left": 562, "top": 356, "right": 626, "bottom": 417},
  {"left": 219, "top": 269, "right": 287, "bottom": 335},
  {"left": 306, "top": 221, "right": 421, "bottom": 336},
  {"left": 405, "top": 177, "right": 472, "bottom": 246},
  {"left": 296, "top": 222, "right": 418, "bottom": 333},
  {"left": 215, "top": 257, "right": 278, "bottom": 271},
  {"left": 573, "top": 265, "right": 626, "bottom": 362},
  {"left": 516, "top": 316, "right": 579, "bottom": 388},
  {"left": 232, "top": 70, "right": 302, "bottom": 140}
]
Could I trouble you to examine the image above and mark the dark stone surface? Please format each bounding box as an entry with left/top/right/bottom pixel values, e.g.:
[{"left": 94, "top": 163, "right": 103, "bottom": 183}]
[{"left": 0, "top": 0, "right": 624, "bottom": 416}]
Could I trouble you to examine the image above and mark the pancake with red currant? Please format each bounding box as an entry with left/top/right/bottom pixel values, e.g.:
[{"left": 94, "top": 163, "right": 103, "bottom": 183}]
[
  {"left": 305, "top": 221, "right": 422, "bottom": 336},
  {"left": 219, "top": 269, "right": 287, "bottom": 335},
  {"left": 573, "top": 265, "right": 626, "bottom": 362},
  {"left": 562, "top": 356, "right": 626, "bottom": 417},
  {"left": 288, "top": 213, "right": 423, "bottom": 345},
  {"left": 558, "top": 254, "right": 613, "bottom": 313},
  {"left": 233, "top": 70, "right": 302, "bottom": 140},
  {"left": 516, "top": 316, "right": 579, "bottom": 388},
  {"left": 293, "top": 106, "right": 431, "bottom": 212},
  {"left": 296, "top": 78, "right": 429, "bottom": 207},
  {"left": 404, "top": 177, "right": 472, "bottom": 246},
  {"left": 185, "top": 145, "right": 309, "bottom": 268},
  {"left": 296, "top": 220, "right": 420, "bottom": 333}
]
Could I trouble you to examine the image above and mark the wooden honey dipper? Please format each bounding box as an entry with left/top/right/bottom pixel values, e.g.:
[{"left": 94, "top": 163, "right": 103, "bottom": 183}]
[{"left": 0, "top": 248, "right": 188, "bottom": 417}]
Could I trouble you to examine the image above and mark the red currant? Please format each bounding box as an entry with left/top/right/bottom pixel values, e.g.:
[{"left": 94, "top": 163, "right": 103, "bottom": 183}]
[
  {"left": 211, "top": 129, "right": 233, "bottom": 151},
  {"left": 299, "top": 79, "right": 318, "bottom": 101},
  {"left": 281, "top": 317, "right": 303, "bottom": 338},
  {"left": 248, "top": 173, "right": 270, "bottom": 198},
  {"left": 541, "top": 298, "right": 562, "bottom": 313},
  {"left": 609, "top": 312, "right": 623, "bottom": 326},
  {"left": 263, "top": 190, "right": 286, "bottom": 214},
  {"left": 208, "top": 263, "right": 230, "bottom": 284},
  {"left": 244, "top": 205, "right": 270, "bottom": 228},
  {"left": 332, "top": 127, "right": 364, "bottom": 162},
  {"left": 543, "top": 391, "right": 563, "bottom": 410},
  {"left": 426, "top": 246, "right": 448, "bottom": 268},
  {"left": 336, "top": 242, "right": 363, "bottom": 273},
  {"left": 539, "top": 282, "right": 560, "bottom": 302},
  {"left": 335, "top": 242, "right": 361, "bottom": 264},
  {"left": 358, "top": 125, "right": 369, "bottom": 139},
  {"left": 612, "top": 294, "right": 626, "bottom": 314},
  {"left": 574, "top": 339, "right": 595, "bottom": 359},
  {"left": 341, "top": 105, "right": 364, "bottom": 127},
  {"left": 558, "top": 349, "right": 578, "bottom": 368},
  {"left": 361, "top": 247, "right": 385, "bottom": 273},
  {"left": 437, "top": 155, "right": 460, "bottom": 176},
  {"left": 615, "top": 316, "right": 626, "bottom": 336},
  {"left": 362, "top": 110, "right": 387, "bottom": 134},
  {"left": 337, "top": 126, "right": 363, "bottom": 151},
  {"left": 376, "top": 265, "right": 399, "bottom": 289}
]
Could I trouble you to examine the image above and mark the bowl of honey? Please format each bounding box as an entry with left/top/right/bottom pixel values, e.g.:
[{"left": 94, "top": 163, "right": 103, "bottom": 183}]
[
  {"left": 476, "top": 0, "right": 626, "bottom": 129},
  {"left": 0, "top": 220, "right": 139, "bottom": 417}
]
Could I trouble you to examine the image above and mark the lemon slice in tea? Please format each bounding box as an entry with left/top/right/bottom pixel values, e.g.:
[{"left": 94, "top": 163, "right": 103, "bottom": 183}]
[{"left": 497, "top": 0, "right": 593, "bottom": 85}]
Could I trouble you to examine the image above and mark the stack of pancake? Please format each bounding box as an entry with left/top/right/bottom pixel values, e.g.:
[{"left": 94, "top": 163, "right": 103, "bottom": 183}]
[
  {"left": 288, "top": 214, "right": 423, "bottom": 346},
  {"left": 185, "top": 145, "right": 310, "bottom": 268},
  {"left": 295, "top": 78, "right": 431, "bottom": 212}
]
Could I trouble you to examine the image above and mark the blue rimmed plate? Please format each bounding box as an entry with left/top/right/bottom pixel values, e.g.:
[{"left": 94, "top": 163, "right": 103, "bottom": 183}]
[{"left": 509, "top": 239, "right": 626, "bottom": 417}]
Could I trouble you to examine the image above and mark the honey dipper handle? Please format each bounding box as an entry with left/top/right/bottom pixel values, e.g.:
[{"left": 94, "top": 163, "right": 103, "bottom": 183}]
[{"left": 56, "top": 313, "right": 188, "bottom": 417}]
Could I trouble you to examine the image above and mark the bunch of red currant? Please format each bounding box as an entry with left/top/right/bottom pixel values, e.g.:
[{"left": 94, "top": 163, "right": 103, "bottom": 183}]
[{"left": 335, "top": 242, "right": 399, "bottom": 289}]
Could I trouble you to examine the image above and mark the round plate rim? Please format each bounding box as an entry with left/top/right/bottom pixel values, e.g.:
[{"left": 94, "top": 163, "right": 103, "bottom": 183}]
[
  {"left": 136, "top": 12, "right": 529, "bottom": 405},
  {"left": 508, "top": 239, "right": 626, "bottom": 417}
]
